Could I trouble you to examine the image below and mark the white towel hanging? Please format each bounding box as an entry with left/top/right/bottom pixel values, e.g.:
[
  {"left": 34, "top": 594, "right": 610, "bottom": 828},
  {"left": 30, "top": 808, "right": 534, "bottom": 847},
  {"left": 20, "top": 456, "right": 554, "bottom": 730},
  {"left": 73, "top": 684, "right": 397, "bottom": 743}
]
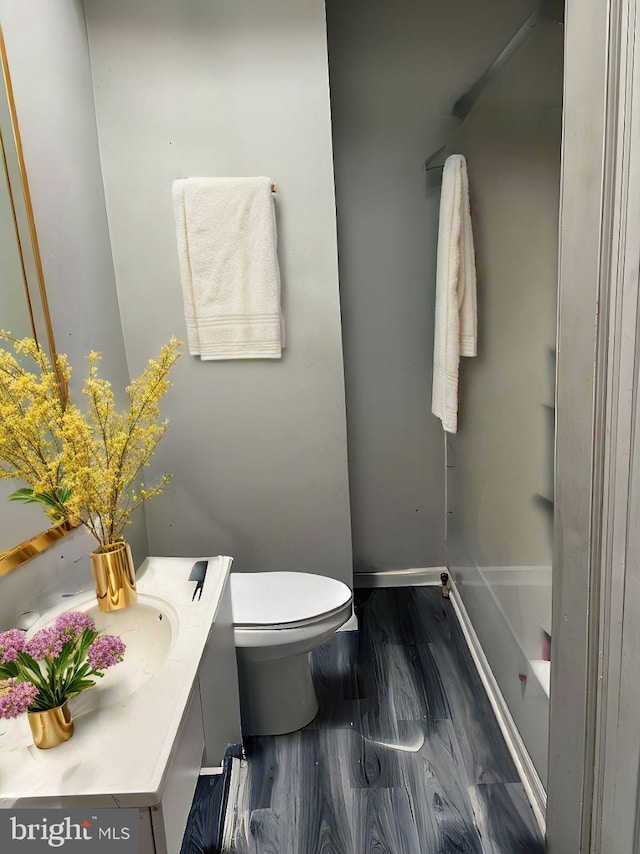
[
  {"left": 172, "top": 176, "right": 284, "bottom": 360},
  {"left": 431, "top": 154, "right": 477, "bottom": 433}
]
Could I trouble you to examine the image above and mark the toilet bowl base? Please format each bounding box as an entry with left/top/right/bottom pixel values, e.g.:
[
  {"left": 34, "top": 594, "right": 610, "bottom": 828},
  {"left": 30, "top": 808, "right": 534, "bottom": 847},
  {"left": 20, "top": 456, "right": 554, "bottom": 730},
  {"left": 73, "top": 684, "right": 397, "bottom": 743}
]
[{"left": 235, "top": 648, "right": 319, "bottom": 736}]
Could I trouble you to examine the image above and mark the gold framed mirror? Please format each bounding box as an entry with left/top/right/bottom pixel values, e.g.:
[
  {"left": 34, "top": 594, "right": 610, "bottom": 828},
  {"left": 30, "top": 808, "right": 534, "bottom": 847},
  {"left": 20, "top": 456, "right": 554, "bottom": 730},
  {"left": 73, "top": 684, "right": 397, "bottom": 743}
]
[{"left": 0, "top": 27, "right": 76, "bottom": 576}]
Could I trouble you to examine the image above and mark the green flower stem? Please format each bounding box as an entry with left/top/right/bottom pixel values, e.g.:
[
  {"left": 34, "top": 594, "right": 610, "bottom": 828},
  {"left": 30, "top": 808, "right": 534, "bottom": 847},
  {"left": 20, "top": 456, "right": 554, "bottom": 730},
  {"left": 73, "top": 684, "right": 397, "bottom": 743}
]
[
  {"left": 0, "top": 662, "right": 19, "bottom": 680},
  {"left": 15, "top": 653, "right": 58, "bottom": 707},
  {"left": 76, "top": 629, "right": 97, "bottom": 660},
  {"left": 59, "top": 661, "right": 94, "bottom": 698}
]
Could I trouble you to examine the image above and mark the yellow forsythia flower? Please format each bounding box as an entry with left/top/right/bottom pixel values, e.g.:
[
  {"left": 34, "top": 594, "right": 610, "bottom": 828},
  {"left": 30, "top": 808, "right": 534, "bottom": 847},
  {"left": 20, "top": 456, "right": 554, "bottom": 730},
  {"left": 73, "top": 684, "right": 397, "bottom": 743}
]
[{"left": 0, "top": 333, "right": 182, "bottom": 548}]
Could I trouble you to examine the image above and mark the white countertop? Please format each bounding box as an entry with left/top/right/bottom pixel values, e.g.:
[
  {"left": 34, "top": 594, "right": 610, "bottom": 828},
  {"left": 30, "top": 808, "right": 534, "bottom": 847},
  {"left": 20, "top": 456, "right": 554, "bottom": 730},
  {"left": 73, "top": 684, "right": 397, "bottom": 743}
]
[{"left": 0, "top": 555, "right": 233, "bottom": 808}]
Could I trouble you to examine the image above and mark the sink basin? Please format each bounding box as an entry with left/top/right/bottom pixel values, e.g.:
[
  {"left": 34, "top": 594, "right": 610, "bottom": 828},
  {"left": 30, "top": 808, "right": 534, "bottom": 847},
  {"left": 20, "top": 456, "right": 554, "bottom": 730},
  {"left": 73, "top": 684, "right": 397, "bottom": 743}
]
[
  {"left": 0, "top": 555, "right": 234, "bottom": 812},
  {"left": 25, "top": 594, "right": 177, "bottom": 710}
]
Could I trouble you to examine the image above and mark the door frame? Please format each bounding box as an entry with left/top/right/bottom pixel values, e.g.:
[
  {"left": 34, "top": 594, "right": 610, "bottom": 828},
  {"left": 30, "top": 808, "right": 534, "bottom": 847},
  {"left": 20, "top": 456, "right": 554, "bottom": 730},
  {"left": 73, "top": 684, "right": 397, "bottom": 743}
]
[{"left": 548, "top": 0, "right": 640, "bottom": 850}]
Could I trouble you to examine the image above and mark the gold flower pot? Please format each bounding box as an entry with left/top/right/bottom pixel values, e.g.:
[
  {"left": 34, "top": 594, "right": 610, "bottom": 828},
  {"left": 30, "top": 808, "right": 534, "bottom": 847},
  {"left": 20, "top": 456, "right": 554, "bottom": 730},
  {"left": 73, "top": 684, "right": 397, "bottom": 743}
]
[
  {"left": 28, "top": 700, "right": 74, "bottom": 749},
  {"left": 91, "top": 541, "right": 137, "bottom": 612}
]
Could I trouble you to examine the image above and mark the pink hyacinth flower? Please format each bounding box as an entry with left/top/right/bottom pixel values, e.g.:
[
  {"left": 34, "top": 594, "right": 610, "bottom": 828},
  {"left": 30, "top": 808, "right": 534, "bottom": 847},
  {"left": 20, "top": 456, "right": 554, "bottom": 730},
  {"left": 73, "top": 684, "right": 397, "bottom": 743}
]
[
  {"left": 55, "top": 611, "right": 96, "bottom": 640},
  {"left": 0, "top": 629, "right": 26, "bottom": 664},
  {"left": 0, "top": 679, "right": 38, "bottom": 718},
  {"left": 25, "top": 626, "right": 65, "bottom": 661},
  {"left": 86, "top": 635, "right": 126, "bottom": 671}
]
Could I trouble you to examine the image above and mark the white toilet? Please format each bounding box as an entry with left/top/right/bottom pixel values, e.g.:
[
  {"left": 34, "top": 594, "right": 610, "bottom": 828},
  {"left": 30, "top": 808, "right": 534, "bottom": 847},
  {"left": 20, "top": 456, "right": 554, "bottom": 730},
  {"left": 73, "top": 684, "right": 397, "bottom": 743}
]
[{"left": 230, "top": 571, "right": 353, "bottom": 736}]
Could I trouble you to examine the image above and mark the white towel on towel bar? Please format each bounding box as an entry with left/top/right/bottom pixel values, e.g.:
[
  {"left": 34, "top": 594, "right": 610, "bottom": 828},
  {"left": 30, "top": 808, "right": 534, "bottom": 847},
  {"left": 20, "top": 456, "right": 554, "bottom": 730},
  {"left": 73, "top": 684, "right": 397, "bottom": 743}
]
[
  {"left": 172, "top": 176, "right": 284, "bottom": 360},
  {"left": 431, "top": 154, "right": 477, "bottom": 433}
]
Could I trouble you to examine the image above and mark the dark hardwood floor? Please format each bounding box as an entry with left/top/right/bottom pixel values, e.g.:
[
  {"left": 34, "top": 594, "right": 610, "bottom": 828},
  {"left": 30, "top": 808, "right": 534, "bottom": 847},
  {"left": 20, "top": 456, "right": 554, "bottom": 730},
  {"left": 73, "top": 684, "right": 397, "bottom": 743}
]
[
  {"left": 188, "top": 586, "right": 545, "bottom": 853},
  {"left": 181, "top": 771, "right": 226, "bottom": 854}
]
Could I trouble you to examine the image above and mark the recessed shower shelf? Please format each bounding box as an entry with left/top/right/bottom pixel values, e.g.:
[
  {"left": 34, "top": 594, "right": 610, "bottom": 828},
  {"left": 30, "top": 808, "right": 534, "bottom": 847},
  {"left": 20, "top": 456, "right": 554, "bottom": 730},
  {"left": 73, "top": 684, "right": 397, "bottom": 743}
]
[{"left": 530, "top": 659, "right": 550, "bottom": 697}]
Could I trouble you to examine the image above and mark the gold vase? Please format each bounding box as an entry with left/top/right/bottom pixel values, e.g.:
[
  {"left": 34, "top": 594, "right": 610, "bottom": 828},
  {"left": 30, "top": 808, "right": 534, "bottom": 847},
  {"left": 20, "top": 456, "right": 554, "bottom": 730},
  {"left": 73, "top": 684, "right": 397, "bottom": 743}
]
[
  {"left": 28, "top": 701, "right": 73, "bottom": 749},
  {"left": 91, "top": 541, "right": 137, "bottom": 612}
]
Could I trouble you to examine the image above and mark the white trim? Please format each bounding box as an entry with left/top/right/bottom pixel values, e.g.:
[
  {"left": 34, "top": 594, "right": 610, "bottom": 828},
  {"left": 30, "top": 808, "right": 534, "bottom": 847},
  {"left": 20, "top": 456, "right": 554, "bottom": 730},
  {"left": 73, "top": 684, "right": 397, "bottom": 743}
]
[
  {"left": 199, "top": 766, "right": 224, "bottom": 776},
  {"left": 589, "top": 1, "right": 640, "bottom": 850},
  {"left": 547, "top": 0, "right": 614, "bottom": 845},
  {"left": 449, "top": 582, "right": 547, "bottom": 835},
  {"left": 353, "top": 566, "right": 446, "bottom": 588}
]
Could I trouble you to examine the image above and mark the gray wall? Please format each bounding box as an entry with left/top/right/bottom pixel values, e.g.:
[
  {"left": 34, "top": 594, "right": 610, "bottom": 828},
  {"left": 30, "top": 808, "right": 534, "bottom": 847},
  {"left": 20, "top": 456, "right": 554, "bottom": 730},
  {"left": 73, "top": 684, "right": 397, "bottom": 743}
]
[
  {"left": 325, "top": 0, "right": 536, "bottom": 573},
  {"left": 83, "top": 0, "right": 353, "bottom": 584},
  {"left": 0, "top": 0, "right": 147, "bottom": 565},
  {"left": 446, "top": 14, "right": 563, "bottom": 784}
]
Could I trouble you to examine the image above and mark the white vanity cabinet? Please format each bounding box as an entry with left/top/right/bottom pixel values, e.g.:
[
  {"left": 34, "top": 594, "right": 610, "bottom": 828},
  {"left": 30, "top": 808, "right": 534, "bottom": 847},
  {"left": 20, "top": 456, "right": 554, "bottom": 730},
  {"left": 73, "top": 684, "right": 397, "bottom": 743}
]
[
  {"left": 143, "top": 567, "right": 242, "bottom": 854},
  {"left": 0, "top": 555, "right": 242, "bottom": 854}
]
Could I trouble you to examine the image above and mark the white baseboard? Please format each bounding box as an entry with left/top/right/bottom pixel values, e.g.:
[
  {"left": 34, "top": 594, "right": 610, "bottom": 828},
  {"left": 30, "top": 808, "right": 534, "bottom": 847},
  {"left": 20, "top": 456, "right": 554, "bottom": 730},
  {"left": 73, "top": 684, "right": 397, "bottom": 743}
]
[
  {"left": 353, "top": 566, "right": 447, "bottom": 588},
  {"left": 449, "top": 581, "right": 547, "bottom": 834}
]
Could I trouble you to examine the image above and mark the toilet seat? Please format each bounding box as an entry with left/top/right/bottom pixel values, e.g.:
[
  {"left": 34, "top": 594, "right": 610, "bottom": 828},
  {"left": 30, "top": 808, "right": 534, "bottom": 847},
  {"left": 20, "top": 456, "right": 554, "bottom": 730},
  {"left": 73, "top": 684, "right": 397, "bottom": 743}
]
[{"left": 230, "top": 571, "right": 352, "bottom": 630}]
